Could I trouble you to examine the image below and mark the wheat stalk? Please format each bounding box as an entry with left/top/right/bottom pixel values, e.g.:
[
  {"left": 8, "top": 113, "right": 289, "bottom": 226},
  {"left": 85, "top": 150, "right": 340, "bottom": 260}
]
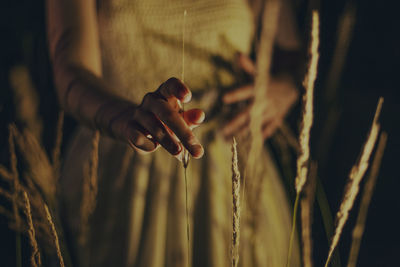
[
  {"left": 8, "top": 125, "right": 23, "bottom": 267},
  {"left": 325, "top": 2, "right": 356, "bottom": 102},
  {"left": 300, "top": 162, "right": 318, "bottom": 267},
  {"left": 247, "top": 0, "right": 281, "bottom": 175},
  {"left": 23, "top": 191, "right": 41, "bottom": 267},
  {"left": 245, "top": 1, "right": 281, "bottom": 264},
  {"left": 295, "top": 10, "right": 320, "bottom": 195},
  {"left": 287, "top": 10, "right": 320, "bottom": 267},
  {"left": 44, "top": 204, "right": 65, "bottom": 267},
  {"left": 0, "top": 165, "right": 13, "bottom": 181},
  {"left": 9, "top": 126, "right": 21, "bottom": 226},
  {"left": 347, "top": 132, "right": 387, "bottom": 267},
  {"left": 231, "top": 137, "right": 241, "bottom": 267},
  {"left": 325, "top": 97, "right": 383, "bottom": 267}
]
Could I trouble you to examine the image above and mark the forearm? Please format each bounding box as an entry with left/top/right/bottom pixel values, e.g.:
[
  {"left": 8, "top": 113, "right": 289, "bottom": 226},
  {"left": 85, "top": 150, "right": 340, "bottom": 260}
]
[
  {"left": 52, "top": 62, "right": 136, "bottom": 137},
  {"left": 46, "top": 0, "right": 131, "bottom": 135}
]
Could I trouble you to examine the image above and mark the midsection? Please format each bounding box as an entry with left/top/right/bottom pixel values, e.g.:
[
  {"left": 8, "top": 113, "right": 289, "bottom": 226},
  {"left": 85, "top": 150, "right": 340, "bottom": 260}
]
[{"left": 96, "top": 0, "right": 255, "bottom": 107}]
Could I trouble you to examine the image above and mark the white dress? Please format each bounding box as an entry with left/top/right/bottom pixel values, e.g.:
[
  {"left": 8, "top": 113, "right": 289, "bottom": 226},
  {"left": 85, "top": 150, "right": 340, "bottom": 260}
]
[{"left": 60, "top": 0, "right": 299, "bottom": 266}]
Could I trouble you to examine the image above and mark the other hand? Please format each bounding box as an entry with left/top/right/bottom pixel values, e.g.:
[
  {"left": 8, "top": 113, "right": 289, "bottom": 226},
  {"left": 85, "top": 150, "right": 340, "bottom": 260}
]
[{"left": 221, "top": 53, "right": 298, "bottom": 140}]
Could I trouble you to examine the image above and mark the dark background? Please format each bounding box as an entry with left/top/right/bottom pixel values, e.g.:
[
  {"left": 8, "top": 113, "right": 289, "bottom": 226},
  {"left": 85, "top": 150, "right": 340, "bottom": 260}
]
[{"left": 1, "top": 0, "right": 399, "bottom": 266}]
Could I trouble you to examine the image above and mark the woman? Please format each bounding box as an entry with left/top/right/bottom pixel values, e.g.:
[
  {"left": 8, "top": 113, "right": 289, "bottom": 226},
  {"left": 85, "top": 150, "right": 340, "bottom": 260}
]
[{"left": 47, "top": 0, "right": 301, "bottom": 266}]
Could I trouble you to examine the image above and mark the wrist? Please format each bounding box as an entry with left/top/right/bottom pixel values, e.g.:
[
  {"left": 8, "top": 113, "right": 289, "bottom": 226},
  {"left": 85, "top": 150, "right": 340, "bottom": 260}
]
[{"left": 94, "top": 98, "right": 137, "bottom": 139}]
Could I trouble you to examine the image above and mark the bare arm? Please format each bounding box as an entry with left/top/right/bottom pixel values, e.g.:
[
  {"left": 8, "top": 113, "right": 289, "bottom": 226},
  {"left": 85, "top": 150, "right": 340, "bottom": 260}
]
[
  {"left": 47, "top": 0, "right": 128, "bottom": 131},
  {"left": 46, "top": 0, "right": 204, "bottom": 158}
]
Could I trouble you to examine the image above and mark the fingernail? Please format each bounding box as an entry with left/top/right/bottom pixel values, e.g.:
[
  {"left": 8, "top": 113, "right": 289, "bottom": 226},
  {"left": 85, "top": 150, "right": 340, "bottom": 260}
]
[
  {"left": 183, "top": 91, "right": 192, "bottom": 103},
  {"left": 195, "top": 111, "right": 206, "bottom": 124},
  {"left": 192, "top": 144, "right": 204, "bottom": 158},
  {"left": 171, "top": 143, "right": 182, "bottom": 156}
]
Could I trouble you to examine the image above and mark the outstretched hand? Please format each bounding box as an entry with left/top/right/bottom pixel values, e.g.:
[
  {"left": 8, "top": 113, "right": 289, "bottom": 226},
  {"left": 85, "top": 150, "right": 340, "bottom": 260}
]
[
  {"left": 221, "top": 53, "right": 298, "bottom": 140},
  {"left": 111, "top": 78, "right": 205, "bottom": 160}
]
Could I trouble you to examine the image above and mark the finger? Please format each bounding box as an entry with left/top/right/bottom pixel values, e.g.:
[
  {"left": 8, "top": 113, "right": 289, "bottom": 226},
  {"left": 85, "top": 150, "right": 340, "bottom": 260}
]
[
  {"left": 157, "top": 77, "right": 192, "bottom": 103},
  {"left": 183, "top": 108, "right": 205, "bottom": 127},
  {"left": 125, "top": 125, "right": 158, "bottom": 153},
  {"left": 142, "top": 95, "right": 204, "bottom": 158},
  {"left": 262, "top": 118, "right": 282, "bottom": 139},
  {"left": 135, "top": 109, "right": 182, "bottom": 156},
  {"left": 108, "top": 108, "right": 158, "bottom": 152},
  {"left": 223, "top": 84, "right": 254, "bottom": 104},
  {"left": 221, "top": 106, "right": 251, "bottom": 137},
  {"left": 237, "top": 53, "right": 256, "bottom": 76}
]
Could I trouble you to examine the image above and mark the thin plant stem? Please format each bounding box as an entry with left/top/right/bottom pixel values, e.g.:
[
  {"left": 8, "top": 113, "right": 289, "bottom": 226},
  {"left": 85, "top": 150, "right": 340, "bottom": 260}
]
[
  {"left": 300, "top": 162, "right": 318, "bottom": 267},
  {"left": 325, "top": 98, "right": 383, "bottom": 267},
  {"left": 44, "top": 204, "right": 65, "bottom": 267},
  {"left": 184, "top": 166, "right": 190, "bottom": 267},
  {"left": 9, "top": 125, "right": 22, "bottom": 267},
  {"left": 347, "top": 132, "right": 387, "bottom": 267},
  {"left": 286, "top": 192, "right": 300, "bottom": 267},
  {"left": 287, "top": 10, "right": 320, "bottom": 267},
  {"left": 231, "top": 137, "right": 241, "bottom": 267},
  {"left": 23, "top": 191, "right": 41, "bottom": 267},
  {"left": 181, "top": 9, "right": 190, "bottom": 267}
]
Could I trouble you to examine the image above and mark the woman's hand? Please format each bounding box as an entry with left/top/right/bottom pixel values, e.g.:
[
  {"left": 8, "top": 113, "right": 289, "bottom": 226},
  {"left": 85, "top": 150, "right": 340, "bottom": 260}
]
[
  {"left": 110, "top": 78, "right": 205, "bottom": 160},
  {"left": 221, "top": 53, "right": 298, "bottom": 140}
]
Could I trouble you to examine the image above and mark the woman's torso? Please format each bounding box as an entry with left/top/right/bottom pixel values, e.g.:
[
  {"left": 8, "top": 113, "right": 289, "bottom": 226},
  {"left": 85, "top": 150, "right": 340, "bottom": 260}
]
[{"left": 97, "top": 0, "right": 255, "bottom": 105}]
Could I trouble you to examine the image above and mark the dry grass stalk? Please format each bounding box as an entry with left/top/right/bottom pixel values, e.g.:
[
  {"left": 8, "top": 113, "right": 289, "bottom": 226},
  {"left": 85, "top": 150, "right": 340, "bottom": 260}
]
[
  {"left": 295, "top": 10, "right": 320, "bottom": 195},
  {"left": 244, "top": 1, "right": 281, "bottom": 263},
  {"left": 1, "top": 125, "right": 66, "bottom": 261},
  {"left": 23, "top": 191, "right": 42, "bottom": 267},
  {"left": 80, "top": 130, "right": 100, "bottom": 244},
  {"left": 44, "top": 204, "right": 65, "bottom": 267},
  {"left": 247, "top": 0, "right": 281, "bottom": 175},
  {"left": 325, "top": 3, "right": 356, "bottom": 102},
  {"left": 12, "top": 126, "right": 56, "bottom": 202},
  {"left": 243, "top": 2, "right": 282, "bottom": 265},
  {"left": 300, "top": 162, "right": 318, "bottom": 267},
  {"left": 347, "top": 132, "right": 387, "bottom": 267},
  {"left": 287, "top": 11, "right": 320, "bottom": 267},
  {"left": 231, "top": 137, "right": 241, "bottom": 267},
  {"left": 9, "top": 125, "right": 22, "bottom": 230},
  {"left": 0, "top": 187, "right": 15, "bottom": 201},
  {"left": 325, "top": 97, "right": 383, "bottom": 267},
  {"left": 52, "top": 110, "right": 64, "bottom": 181},
  {"left": 0, "top": 164, "right": 13, "bottom": 181},
  {"left": 9, "top": 65, "right": 43, "bottom": 139},
  {"left": 0, "top": 163, "right": 55, "bottom": 242}
]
